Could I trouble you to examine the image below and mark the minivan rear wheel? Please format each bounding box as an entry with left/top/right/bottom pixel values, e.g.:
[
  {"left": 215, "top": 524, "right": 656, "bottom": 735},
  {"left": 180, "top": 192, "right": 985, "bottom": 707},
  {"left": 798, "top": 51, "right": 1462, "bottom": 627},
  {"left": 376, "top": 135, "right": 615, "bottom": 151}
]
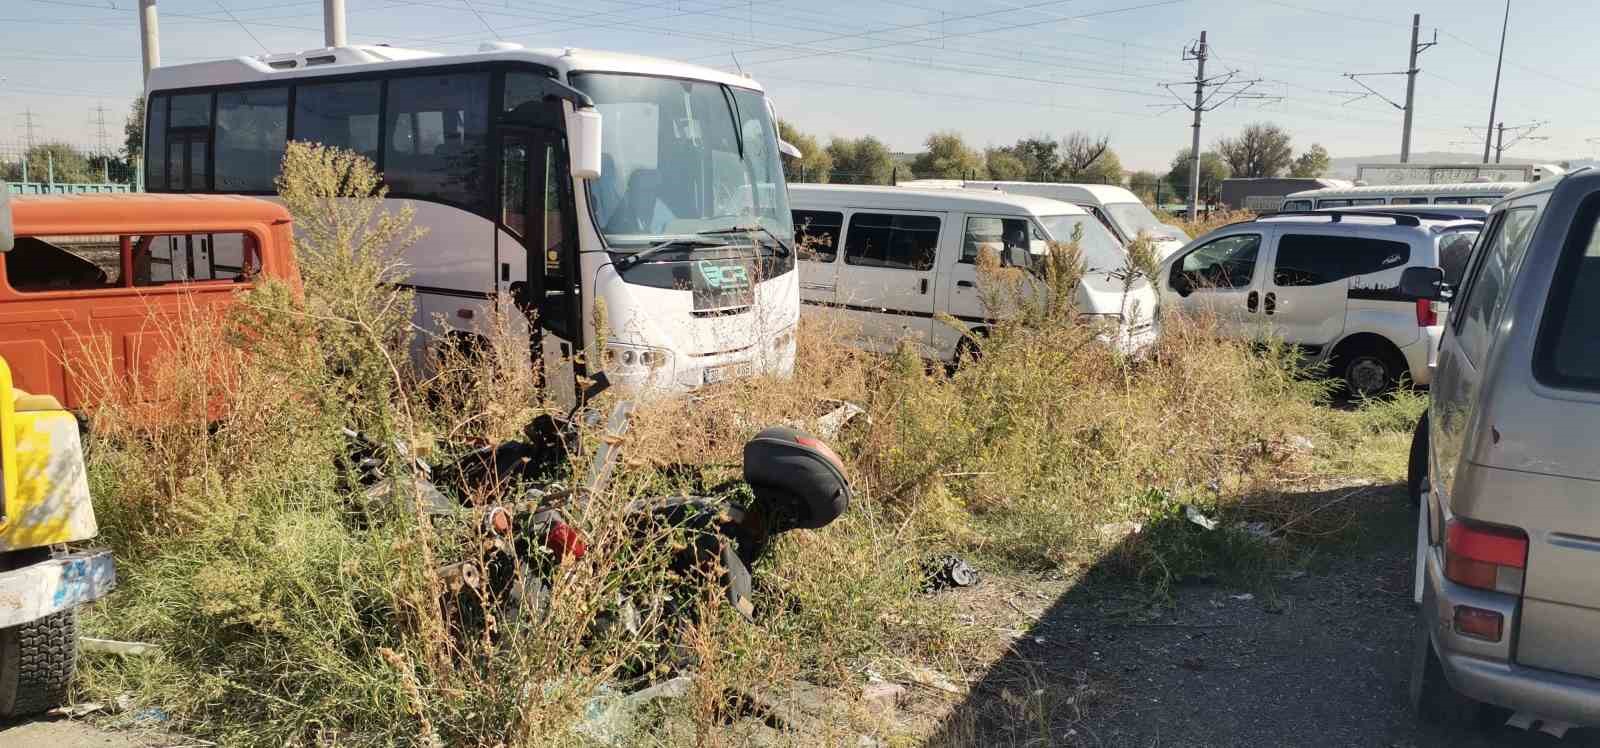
[
  {"left": 1410, "top": 617, "right": 1486, "bottom": 729},
  {"left": 1340, "top": 348, "right": 1402, "bottom": 398}
]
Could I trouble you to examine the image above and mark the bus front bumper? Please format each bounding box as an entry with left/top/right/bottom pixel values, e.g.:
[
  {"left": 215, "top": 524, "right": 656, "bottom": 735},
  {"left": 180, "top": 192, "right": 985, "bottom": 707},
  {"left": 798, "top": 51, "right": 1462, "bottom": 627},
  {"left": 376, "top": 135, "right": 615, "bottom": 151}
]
[{"left": 0, "top": 549, "right": 116, "bottom": 628}]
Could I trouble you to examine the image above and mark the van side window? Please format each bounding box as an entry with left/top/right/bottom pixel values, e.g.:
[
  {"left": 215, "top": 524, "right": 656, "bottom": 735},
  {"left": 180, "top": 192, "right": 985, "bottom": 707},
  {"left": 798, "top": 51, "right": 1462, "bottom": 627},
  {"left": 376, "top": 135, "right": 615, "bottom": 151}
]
[
  {"left": 963, "top": 216, "right": 1030, "bottom": 264},
  {"left": 1535, "top": 202, "right": 1600, "bottom": 389},
  {"left": 793, "top": 210, "right": 842, "bottom": 262},
  {"left": 1437, "top": 230, "right": 1480, "bottom": 287},
  {"left": 133, "top": 233, "right": 261, "bottom": 285},
  {"left": 1393, "top": 197, "right": 1431, "bottom": 205},
  {"left": 1453, "top": 206, "right": 1539, "bottom": 363},
  {"left": 4, "top": 237, "right": 121, "bottom": 292},
  {"left": 1273, "top": 234, "right": 1409, "bottom": 287},
  {"left": 843, "top": 213, "right": 939, "bottom": 271},
  {"left": 1173, "top": 234, "right": 1260, "bottom": 290},
  {"left": 1282, "top": 200, "right": 1312, "bottom": 212}
]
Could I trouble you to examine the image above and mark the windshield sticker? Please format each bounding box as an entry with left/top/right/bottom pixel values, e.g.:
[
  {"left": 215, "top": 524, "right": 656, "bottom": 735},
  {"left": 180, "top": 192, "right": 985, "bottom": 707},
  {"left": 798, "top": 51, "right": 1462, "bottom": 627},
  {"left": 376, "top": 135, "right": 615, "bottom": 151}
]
[{"left": 693, "top": 259, "right": 755, "bottom": 311}]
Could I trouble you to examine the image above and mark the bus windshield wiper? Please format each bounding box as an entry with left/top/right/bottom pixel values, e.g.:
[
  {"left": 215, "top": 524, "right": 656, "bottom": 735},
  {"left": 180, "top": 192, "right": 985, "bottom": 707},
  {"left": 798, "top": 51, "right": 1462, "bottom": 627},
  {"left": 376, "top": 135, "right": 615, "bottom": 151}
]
[
  {"left": 614, "top": 236, "right": 728, "bottom": 271},
  {"left": 699, "top": 223, "right": 793, "bottom": 258}
]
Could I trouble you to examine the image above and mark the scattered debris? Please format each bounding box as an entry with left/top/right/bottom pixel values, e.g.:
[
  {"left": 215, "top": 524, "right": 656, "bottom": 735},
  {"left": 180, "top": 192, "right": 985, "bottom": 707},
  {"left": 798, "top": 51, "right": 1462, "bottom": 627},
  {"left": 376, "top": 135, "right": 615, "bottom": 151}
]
[
  {"left": 813, "top": 399, "right": 869, "bottom": 441},
  {"left": 1233, "top": 521, "right": 1283, "bottom": 545},
  {"left": 1096, "top": 520, "right": 1144, "bottom": 544},
  {"left": 921, "top": 554, "right": 978, "bottom": 592},
  {"left": 1183, "top": 505, "right": 1219, "bottom": 531},
  {"left": 899, "top": 662, "right": 968, "bottom": 696},
  {"left": 131, "top": 707, "right": 169, "bottom": 725},
  {"left": 1229, "top": 593, "right": 1255, "bottom": 602},
  {"left": 80, "top": 638, "right": 160, "bottom": 657},
  {"left": 861, "top": 682, "right": 906, "bottom": 715},
  {"left": 1180, "top": 656, "right": 1207, "bottom": 672},
  {"left": 1288, "top": 435, "right": 1316, "bottom": 452},
  {"left": 575, "top": 677, "right": 695, "bottom": 746}
]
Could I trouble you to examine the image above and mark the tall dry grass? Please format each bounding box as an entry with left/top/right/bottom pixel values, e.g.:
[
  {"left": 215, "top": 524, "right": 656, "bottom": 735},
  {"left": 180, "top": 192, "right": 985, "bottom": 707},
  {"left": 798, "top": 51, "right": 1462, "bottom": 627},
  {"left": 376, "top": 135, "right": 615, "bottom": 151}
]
[{"left": 71, "top": 145, "right": 1416, "bottom": 746}]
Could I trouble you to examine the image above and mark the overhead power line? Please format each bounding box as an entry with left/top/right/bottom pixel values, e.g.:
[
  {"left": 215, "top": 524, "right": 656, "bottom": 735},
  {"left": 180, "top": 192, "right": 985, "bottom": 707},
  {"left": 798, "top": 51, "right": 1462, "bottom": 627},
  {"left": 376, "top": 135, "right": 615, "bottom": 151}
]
[{"left": 1341, "top": 13, "right": 1435, "bottom": 162}]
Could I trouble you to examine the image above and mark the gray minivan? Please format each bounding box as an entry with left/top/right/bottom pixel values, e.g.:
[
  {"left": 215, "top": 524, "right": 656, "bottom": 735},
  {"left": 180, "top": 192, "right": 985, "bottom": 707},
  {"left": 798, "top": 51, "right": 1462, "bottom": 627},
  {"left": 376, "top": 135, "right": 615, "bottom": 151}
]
[{"left": 1406, "top": 167, "right": 1600, "bottom": 732}]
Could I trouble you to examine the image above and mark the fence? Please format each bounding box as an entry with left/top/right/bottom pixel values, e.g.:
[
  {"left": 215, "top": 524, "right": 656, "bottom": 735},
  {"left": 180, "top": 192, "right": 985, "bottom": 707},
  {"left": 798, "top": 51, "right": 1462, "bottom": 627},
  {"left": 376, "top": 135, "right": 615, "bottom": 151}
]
[{"left": 0, "top": 141, "right": 139, "bottom": 194}]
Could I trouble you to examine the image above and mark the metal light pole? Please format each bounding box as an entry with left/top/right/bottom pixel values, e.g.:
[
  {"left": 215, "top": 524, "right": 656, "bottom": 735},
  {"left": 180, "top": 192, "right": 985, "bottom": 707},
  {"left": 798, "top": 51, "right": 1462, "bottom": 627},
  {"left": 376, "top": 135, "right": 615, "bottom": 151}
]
[
  {"left": 139, "top": 0, "right": 161, "bottom": 81},
  {"left": 1187, "top": 30, "right": 1207, "bottom": 222}
]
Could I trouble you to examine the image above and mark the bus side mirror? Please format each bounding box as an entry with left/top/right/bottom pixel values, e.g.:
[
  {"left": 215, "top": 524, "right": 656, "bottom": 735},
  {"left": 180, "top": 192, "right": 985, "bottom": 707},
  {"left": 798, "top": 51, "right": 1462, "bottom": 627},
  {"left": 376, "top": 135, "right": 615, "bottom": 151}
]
[
  {"left": 1400, "top": 266, "right": 1446, "bottom": 300},
  {"left": 0, "top": 185, "right": 12, "bottom": 253},
  {"left": 568, "top": 108, "right": 603, "bottom": 180}
]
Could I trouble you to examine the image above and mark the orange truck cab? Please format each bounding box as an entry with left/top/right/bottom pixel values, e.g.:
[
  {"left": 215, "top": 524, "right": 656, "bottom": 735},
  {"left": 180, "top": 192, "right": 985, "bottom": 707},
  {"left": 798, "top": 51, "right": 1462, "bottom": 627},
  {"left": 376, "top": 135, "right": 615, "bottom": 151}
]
[{"left": 0, "top": 192, "right": 299, "bottom": 409}]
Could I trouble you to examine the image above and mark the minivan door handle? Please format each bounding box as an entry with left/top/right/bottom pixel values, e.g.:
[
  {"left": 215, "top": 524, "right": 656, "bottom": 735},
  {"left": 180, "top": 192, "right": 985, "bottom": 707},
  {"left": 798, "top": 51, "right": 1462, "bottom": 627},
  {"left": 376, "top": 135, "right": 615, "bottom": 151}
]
[
  {"left": 956, "top": 280, "right": 975, "bottom": 288},
  {"left": 919, "top": 278, "right": 929, "bottom": 295},
  {"left": 1264, "top": 291, "right": 1276, "bottom": 315},
  {"left": 1247, "top": 290, "right": 1259, "bottom": 313}
]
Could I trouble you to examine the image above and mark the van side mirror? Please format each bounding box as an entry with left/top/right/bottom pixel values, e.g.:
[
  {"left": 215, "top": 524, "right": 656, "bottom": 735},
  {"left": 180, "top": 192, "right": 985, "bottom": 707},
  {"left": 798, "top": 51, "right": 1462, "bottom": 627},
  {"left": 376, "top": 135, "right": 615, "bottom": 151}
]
[
  {"left": 778, "top": 139, "right": 802, "bottom": 159},
  {"left": 567, "top": 108, "right": 603, "bottom": 180},
  {"left": 1170, "top": 269, "right": 1193, "bottom": 297},
  {"left": 0, "top": 185, "right": 12, "bottom": 253},
  {"left": 1004, "top": 246, "right": 1031, "bottom": 269},
  {"left": 1400, "top": 266, "right": 1446, "bottom": 300}
]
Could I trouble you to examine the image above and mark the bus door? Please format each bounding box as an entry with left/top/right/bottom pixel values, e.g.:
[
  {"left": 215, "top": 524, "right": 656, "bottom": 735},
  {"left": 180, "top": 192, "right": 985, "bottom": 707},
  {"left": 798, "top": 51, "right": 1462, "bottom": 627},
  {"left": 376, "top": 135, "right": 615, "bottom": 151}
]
[{"left": 500, "top": 124, "right": 580, "bottom": 409}]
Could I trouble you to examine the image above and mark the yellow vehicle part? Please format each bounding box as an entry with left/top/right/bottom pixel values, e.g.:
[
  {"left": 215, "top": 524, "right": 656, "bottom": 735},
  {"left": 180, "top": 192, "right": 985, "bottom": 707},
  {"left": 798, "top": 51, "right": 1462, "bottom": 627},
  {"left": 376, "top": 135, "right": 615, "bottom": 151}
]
[{"left": 0, "top": 356, "right": 98, "bottom": 553}]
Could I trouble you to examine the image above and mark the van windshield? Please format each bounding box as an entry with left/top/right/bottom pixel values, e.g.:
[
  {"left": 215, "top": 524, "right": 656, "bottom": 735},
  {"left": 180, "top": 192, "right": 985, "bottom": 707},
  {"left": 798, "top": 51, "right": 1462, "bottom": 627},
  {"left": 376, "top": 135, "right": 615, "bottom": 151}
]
[
  {"left": 572, "top": 73, "right": 792, "bottom": 251},
  {"left": 1038, "top": 214, "right": 1128, "bottom": 272},
  {"left": 1106, "top": 202, "right": 1188, "bottom": 242}
]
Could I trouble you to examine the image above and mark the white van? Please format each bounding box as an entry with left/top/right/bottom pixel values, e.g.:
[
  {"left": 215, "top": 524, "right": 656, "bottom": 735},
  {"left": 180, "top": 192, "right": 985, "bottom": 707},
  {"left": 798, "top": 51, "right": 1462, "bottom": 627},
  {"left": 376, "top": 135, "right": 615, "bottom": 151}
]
[
  {"left": 900, "top": 179, "right": 1191, "bottom": 259},
  {"left": 790, "top": 185, "right": 1157, "bottom": 361}
]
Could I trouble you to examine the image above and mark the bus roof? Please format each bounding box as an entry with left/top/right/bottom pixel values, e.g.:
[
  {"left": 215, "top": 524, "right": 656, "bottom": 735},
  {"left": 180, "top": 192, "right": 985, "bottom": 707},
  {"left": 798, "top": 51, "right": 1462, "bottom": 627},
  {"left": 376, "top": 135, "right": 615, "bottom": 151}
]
[
  {"left": 146, "top": 43, "right": 764, "bottom": 94},
  {"left": 1283, "top": 181, "right": 1526, "bottom": 201},
  {"left": 791, "top": 183, "right": 1090, "bottom": 216}
]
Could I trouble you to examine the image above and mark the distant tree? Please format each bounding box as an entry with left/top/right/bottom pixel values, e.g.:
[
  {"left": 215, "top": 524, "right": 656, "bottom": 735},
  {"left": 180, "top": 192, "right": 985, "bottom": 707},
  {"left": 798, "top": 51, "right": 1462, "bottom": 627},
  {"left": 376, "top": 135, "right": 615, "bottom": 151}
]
[
  {"left": 826, "top": 135, "right": 894, "bottom": 185},
  {"left": 1010, "top": 137, "right": 1060, "bottom": 181},
  {"left": 911, "top": 130, "right": 985, "bottom": 180},
  {"left": 1058, "top": 132, "right": 1122, "bottom": 184},
  {"left": 124, "top": 96, "right": 145, "bottom": 162},
  {"left": 0, "top": 143, "right": 96, "bottom": 184},
  {"left": 1127, "top": 169, "right": 1164, "bottom": 204},
  {"left": 984, "top": 147, "right": 1028, "bottom": 181},
  {"left": 1215, "top": 122, "right": 1294, "bottom": 178},
  {"left": 778, "top": 120, "right": 832, "bottom": 183},
  {"left": 1290, "top": 143, "right": 1331, "bottom": 178},
  {"left": 1166, "top": 147, "right": 1232, "bottom": 203}
]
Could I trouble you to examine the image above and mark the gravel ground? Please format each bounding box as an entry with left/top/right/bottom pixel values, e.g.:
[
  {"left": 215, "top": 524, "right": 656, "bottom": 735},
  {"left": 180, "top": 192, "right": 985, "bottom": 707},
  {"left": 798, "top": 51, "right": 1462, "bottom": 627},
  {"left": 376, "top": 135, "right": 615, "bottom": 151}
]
[
  {"left": 929, "top": 484, "right": 1600, "bottom": 747},
  {"left": 0, "top": 718, "right": 167, "bottom": 748}
]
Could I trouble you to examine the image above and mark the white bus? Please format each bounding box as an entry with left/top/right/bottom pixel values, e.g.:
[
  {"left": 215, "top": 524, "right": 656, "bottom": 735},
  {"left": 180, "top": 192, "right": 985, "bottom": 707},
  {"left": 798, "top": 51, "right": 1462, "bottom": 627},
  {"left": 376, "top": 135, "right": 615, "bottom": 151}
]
[
  {"left": 1279, "top": 182, "right": 1526, "bottom": 212},
  {"left": 143, "top": 43, "right": 800, "bottom": 403}
]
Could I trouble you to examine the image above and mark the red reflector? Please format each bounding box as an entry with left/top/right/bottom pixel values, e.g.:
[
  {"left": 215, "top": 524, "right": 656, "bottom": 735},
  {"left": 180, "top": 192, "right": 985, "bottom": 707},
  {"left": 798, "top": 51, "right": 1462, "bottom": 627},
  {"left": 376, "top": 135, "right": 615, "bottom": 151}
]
[
  {"left": 489, "top": 507, "right": 512, "bottom": 536},
  {"left": 796, "top": 435, "right": 846, "bottom": 473},
  {"left": 546, "top": 521, "right": 587, "bottom": 560},
  {"left": 1447, "top": 520, "right": 1528, "bottom": 568},
  {"left": 1415, "top": 298, "right": 1438, "bottom": 327},
  {"left": 1445, "top": 555, "right": 1501, "bottom": 590},
  {"left": 1454, "top": 606, "right": 1504, "bottom": 641}
]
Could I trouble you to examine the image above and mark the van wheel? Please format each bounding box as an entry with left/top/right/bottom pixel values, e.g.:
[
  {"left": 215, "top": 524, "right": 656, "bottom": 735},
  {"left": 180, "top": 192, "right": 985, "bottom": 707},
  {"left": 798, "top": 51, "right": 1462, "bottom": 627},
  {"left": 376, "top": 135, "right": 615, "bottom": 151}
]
[
  {"left": 1339, "top": 347, "right": 1402, "bottom": 398},
  {"left": 1410, "top": 617, "right": 1485, "bottom": 729},
  {"left": 1408, "top": 411, "right": 1429, "bottom": 508},
  {"left": 0, "top": 609, "right": 77, "bottom": 719},
  {"left": 953, "top": 334, "right": 984, "bottom": 369}
]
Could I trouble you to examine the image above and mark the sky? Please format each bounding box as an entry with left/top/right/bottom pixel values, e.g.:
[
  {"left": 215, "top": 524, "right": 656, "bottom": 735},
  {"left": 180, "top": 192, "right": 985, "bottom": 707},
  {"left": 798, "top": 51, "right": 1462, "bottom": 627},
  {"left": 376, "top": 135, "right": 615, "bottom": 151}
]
[{"left": 3, "top": 0, "right": 1597, "bottom": 172}]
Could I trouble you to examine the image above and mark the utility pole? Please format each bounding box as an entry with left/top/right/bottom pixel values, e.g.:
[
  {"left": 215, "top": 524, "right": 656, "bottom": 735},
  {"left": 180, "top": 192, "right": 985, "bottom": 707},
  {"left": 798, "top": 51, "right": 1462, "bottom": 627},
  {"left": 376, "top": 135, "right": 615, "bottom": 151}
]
[
  {"left": 1483, "top": 0, "right": 1510, "bottom": 164},
  {"left": 1400, "top": 14, "right": 1437, "bottom": 163},
  {"left": 1187, "top": 31, "right": 1206, "bottom": 222},
  {"left": 1339, "top": 16, "right": 1434, "bottom": 163},
  {"left": 1160, "top": 32, "right": 1272, "bottom": 221},
  {"left": 139, "top": 0, "right": 161, "bottom": 81},
  {"left": 17, "top": 110, "right": 38, "bottom": 150},
  {"left": 324, "top": 0, "right": 348, "bottom": 47}
]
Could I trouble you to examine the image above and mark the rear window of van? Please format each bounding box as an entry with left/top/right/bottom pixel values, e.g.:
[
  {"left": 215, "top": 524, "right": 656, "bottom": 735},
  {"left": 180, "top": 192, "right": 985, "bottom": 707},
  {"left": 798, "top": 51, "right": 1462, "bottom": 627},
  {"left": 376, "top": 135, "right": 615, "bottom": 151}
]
[{"left": 1536, "top": 200, "right": 1600, "bottom": 390}]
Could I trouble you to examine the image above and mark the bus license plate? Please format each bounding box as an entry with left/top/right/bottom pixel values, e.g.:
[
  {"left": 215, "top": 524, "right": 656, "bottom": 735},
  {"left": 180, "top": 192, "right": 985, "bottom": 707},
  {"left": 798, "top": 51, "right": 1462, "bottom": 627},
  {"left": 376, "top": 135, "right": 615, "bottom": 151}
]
[{"left": 704, "top": 362, "right": 752, "bottom": 385}]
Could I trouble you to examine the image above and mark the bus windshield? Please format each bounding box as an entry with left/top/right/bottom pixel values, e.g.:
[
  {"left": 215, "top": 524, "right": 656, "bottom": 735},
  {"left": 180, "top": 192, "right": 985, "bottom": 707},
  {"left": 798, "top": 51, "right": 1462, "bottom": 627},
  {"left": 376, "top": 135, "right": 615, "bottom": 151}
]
[{"left": 572, "top": 73, "right": 792, "bottom": 250}]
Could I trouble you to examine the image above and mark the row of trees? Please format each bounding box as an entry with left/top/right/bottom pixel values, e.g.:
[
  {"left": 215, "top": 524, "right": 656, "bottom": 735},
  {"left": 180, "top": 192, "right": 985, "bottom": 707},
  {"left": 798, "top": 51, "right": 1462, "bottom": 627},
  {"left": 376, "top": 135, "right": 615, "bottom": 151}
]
[{"left": 779, "top": 120, "right": 1332, "bottom": 205}]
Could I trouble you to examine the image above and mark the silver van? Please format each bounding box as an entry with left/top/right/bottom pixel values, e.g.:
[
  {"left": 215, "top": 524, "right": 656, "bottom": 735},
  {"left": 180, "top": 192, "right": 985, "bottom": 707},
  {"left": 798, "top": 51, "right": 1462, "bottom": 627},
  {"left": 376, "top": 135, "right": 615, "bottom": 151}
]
[{"left": 1406, "top": 168, "right": 1600, "bottom": 732}]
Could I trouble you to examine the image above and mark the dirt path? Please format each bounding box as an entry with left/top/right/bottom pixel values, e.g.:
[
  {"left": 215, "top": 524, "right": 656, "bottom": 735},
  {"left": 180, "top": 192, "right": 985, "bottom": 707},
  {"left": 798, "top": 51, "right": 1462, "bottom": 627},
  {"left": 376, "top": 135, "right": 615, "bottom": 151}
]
[
  {"left": 926, "top": 484, "right": 1600, "bottom": 747},
  {"left": 0, "top": 718, "right": 169, "bottom": 748}
]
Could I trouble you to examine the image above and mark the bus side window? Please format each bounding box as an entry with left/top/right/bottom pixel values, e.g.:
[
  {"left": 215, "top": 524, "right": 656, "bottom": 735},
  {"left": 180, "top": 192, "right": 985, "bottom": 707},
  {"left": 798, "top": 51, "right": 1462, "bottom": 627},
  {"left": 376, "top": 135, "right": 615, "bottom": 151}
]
[{"left": 131, "top": 233, "right": 259, "bottom": 285}]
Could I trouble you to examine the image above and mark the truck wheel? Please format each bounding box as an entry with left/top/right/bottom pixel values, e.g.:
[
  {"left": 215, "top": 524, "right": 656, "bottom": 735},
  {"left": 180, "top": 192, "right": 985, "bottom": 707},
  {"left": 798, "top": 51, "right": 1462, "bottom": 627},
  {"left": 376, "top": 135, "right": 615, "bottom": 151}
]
[
  {"left": 1408, "top": 411, "right": 1429, "bottom": 508},
  {"left": 1410, "top": 618, "right": 1484, "bottom": 729},
  {"left": 0, "top": 609, "right": 77, "bottom": 719}
]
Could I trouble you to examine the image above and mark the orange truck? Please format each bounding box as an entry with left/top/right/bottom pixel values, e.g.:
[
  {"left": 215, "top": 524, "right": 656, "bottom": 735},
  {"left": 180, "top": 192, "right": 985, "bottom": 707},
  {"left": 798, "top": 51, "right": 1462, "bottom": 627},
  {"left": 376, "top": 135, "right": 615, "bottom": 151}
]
[{"left": 0, "top": 192, "right": 300, "bottom": 409}]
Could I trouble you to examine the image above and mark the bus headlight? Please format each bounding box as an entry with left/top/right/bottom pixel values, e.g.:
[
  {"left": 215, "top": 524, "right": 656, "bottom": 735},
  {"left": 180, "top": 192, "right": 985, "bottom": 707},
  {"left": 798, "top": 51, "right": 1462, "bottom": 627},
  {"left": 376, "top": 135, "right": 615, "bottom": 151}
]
[
  {"left": 605, "top": 343, "right": 672, "bottom": 372},
  {"left": 771, "top": 327, "right": 795, "bottom": 351}
]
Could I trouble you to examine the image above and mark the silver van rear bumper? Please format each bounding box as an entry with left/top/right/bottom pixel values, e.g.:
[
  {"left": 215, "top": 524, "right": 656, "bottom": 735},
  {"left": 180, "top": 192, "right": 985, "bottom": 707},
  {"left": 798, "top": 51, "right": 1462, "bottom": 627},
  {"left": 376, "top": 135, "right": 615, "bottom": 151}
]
[{"left": 1443, "top": 650, "right": 1600, "bottom": 727}]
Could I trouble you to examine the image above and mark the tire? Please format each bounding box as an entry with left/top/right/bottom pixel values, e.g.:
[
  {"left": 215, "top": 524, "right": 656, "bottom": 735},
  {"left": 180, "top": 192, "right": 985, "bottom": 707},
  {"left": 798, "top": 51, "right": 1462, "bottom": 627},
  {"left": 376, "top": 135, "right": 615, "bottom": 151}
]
[
  {"left": 952, "top": 334, "right": 983, "bottom": 370},
  {"left": 1340, "top": 346, "right": 1403, "bottom": 399},
  {"left": 1410, "top": 614, "right": 1485, "bottom": 729},
  {"left": 1408, "top": 411, "right": 1429, "bottom": 508},
  {"left": 0, "top": 609, "right": 78, "bottom": 719}
]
